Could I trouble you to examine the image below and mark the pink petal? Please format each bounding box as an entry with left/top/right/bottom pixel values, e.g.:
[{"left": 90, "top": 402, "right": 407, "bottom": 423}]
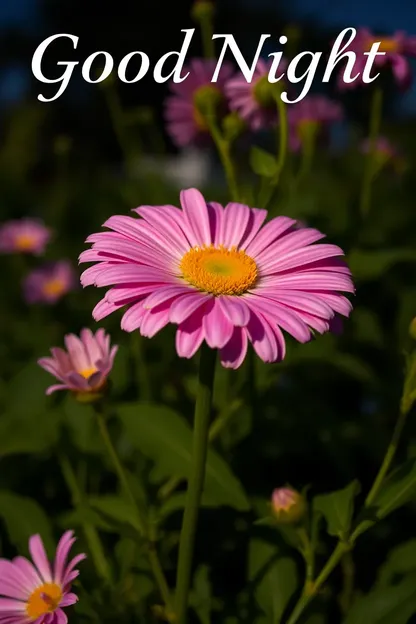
[
  {"left": 28, "top": 535, "right": 52, "bottom": 583},
  {"left": 203, "top": 299, "right": 234, "bottom": 348},
  {"left": 120, "top": 301, "right": 147, "bottom": 332},
  {"left": 219, "top": 327, "right": 248, "bottom": 369},
  {"left": 219, "top": 202, "right": 251, "bottom": 249},
  {"left": 142, "top": 285, "right": 192, "bottom": 310},
  {"left": 140, "top": 302, "right": 171, "bottom": 338},
  {"left": 245, "top": 216, "right": 296, "bottom": 258},
  {"left": 176, "top": 311, "right": 205, "bottom": 358},
  {"left": 246, "top": 311, "right": 284, "bottom": 362},
  {"left": 239, "top": 208, "right": 268, "bottom": 250},
  {"left": 218, "top": 296, "right": 250, "bottom": 326},
  {"left": 169, "top": 292, "right": 212, "bottom": 324},
  {"left": 180, "top": 188, "right": 212, "bottom": 246}
]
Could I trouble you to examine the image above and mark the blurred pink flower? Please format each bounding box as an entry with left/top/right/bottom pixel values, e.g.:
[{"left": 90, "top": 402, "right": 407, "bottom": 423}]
[
  {"left": 23, "top": 260, "right": 77, "bottom": 304},
  {"left": 225, "top": 58, "right": 287, "bottom": 130},
  {"left": 0, "top": 218, "right": 51, "bottom": 255},
  {"left": 361, "top": 136, "right": 407, "bottom": 172},
  {"left": 38, "top": 328, "right": 118, "bottom": 395},
  {"left": 164, "top": 58, "right": 234, "bottom": 147},
  {"left": 0, "top": 530, "right": 85, "bottom": 623},
  {"left": 337, "top": 29, "right": 416, "bottom": 90},
  {"left": 287, "top": 95, "right": 344, "bottom": 151},
  {"left": 80, "top": 188, "right": 354, "bottom": 369}
]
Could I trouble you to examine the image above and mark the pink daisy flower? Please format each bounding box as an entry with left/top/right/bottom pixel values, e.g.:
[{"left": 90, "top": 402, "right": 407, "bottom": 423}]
[
  {"left": 79, "top": 188, "right": 354, "bottom": 369},
  {"left": 338, "top": 28, "right": 416, "bottom": 90},
  {"left": 225, "top": 57, "right": 287, "bottom": 130},
  {"left": 287, "top": 95, "right": 343, "bottom": 151},
  {"left": 23, "top": 261, "right": 77, "bottom": 304},
  {"left": 38, "top": 328, "right": 118, "bottom": 396},
  {"left": 0, "top": 530, "right": 85, "bottom": 624},
  {"left": 164, "top": 58, "right": 234, "bottom": 147},
  {"left": 0, "top": 218, "right": 51, "bottom": 255}
]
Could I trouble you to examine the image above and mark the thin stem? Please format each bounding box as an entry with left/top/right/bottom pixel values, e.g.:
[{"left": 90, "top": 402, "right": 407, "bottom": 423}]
[
  {"left": 286, "top": 541, "right": 350, "bottom": 624},
  {"left": 59, "top": 455, "right": 112, "bottom": 584},
  {"left": 365, "top": 407, "right": 409, "bottom": 507},
  {"left": 132, "top": 331, "right": 152, "bottom": 401},
  {"left": 360, "top": 87, "right": 383, "bottom": 217},
  {"left": 175, "top": 343, "right": 217, "bottom": 624},
  {"left": 95, "top": 405, "right": 173, "bottom": 612},
  {"left": 206, "top": 116, "right": 240, "bottom": 201},
  {"left": 339, "top": 550, "right": 355, "bottom": 615},
  {"left": 260, "top": 94, "right": 288, "bottom": 209},
  {"left": 200, "top": 15, "right": 215, "bottom": 59},
  {"left": 158, "top": 398, "right": 242, "bottom": 501}
]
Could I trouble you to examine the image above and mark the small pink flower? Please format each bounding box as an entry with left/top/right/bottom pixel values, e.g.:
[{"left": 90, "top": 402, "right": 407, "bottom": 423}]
[
  {"left": 38, "top": 328, "right": 118, "bottom": 395},
  {"left": 0, "top": 218, "right": 51, "bottom": 255},
  {"left": 271, "top": 487, "right": 306, "bottom": 523},
  {"left": 0, "top": 530, "right": 85, "bottom": 623},
  {"left": 79, "top": 188, "right": 354, "bottom": 369},
  {"left": 225, "top": 57, "right": 287, "bottom": 130},
  {"left": 337, "top": 28, "right": 416, "bottom": 90},
  {"left": 23, "top": 261, "right": 77, "bottom": 304},
  {"left": 287, "top": 95, "right": 344, "bottom": 151},
  {"left": 164, "top": 58, "right": 234, "bottom": 147}
]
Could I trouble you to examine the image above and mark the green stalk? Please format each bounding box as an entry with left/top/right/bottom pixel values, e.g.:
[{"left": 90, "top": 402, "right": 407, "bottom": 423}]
[
  {"left": 59, "top": 455, "right": 112, "bottom": 584},
  {"left": 260, "top": 94, "right": 288, "bottom": 209},
  {"left": 359, "top": 87, "right": 383, "bottom": 217},
  {"left": 200, "top": 15, "right": 215, "bottom": 59},
  {"left": 175, "top": 343, "right": 217, "bottom": 623},
  {"left": 95, "top": 404, "right": 173, "bottom": 613}
]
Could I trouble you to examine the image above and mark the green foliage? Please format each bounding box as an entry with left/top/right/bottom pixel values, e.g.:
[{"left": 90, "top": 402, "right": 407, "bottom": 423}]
[
  {"left": 314, "top": 481, "right": 360, "bottom": 539},
  {"left": 117, "top": 402, "right": 250, "bottom": 511},
  {"left": 0, "top": 491, "right": 54, "bottom": 553},
  {"left": 371, "top": 458, "right": 416, "bottom": 519},
  {"left": 249, "top": 147, "right": 278, "bottom": 177}
]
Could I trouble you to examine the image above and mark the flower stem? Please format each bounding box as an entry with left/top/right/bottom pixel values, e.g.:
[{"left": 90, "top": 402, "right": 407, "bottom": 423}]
[
  {"left": 200, "top": 15, "right": 215, "bottom": 59},
  {"left": 365, "top": 407, "right": 409, "bottom": 507},
  {"left": 206, "top": 115, "right": 240, "bottom": 201},
  {"left": 175, "top": 343, "right": 217, "bottom": 624},
  {"left": 260, "top": 94, "right": 288, "bottom": 209},
  {"left": 95, "top": 405, "right": 173, "bottom": 612},
  {"left": 360, "top": 87, "right": 383, "bottom": 217},
  {"left": 59, "top": 455, "right": 112, "bottom": 584},
  {"left": 158, "top": 398, "right": 242, "bottom": 501},
  {"left": 286, "top": 541, "right": 351, "bottom": 624}
]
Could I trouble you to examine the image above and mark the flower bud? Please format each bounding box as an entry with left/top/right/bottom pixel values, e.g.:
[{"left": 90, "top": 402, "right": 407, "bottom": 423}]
[
  {"left": 271, "top": 487, "right": 306, "bottom": 524},
  {"left": 409, "top": 317, "right": 416, "bottom": 341},
  {"left": 191, "top": 0, "right": 215, "bottom": 22}
]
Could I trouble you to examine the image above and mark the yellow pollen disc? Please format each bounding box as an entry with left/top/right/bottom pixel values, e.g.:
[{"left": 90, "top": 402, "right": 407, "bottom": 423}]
[
  {"left": 180, "top": 245, "right": 258, "bottom": 296},
  {"left": 26, "top": 583, "right": 62, "bottom": 619},
  {"left": 79, "top": 367, "right": 98, "bottom": 379},
  {"left": 42, "top": 278, "right": 65, "bottom": 297},
  {"left": 15, "top": 234, "right": 36, "bottom": 250},
  {"left": 371, "top": 37, "right": 399, "bottom": 53}
]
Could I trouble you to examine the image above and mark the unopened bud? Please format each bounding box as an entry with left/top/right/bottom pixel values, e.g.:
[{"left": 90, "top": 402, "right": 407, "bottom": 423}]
[
  {"left": 191, "top": 0, "right": 215, "bottom": 22},
  {"left": 409, "top": 317, "right": 416, "bottom": 341},
  {"left": 271, "top": 487, "right": 306, "bottom": 524}
]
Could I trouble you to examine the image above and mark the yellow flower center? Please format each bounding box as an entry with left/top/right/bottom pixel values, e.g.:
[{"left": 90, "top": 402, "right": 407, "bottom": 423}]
[
  {"left": 180, "top": 245, "right": 258, "bottom": 296},
  {"left": 26, "top": 583, "right": 62, "bottom": 619},
  {"left": 79, "top": 367, "right": 98, "bottom": 379},
  {"left": 42, "top": 278, "right": 65, "bottom": 297},
  {"left": 15, "top": 234, "right": 36, "bottom": 250},
  {"left": 371, "top": 37, "right": 399, "bottom": 53}
]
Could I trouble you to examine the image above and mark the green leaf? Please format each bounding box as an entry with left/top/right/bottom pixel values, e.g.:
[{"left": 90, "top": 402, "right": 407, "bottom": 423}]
[
  {"left": 189, "top": 566, "right": 213, "bottom": 624},
  {"left": 248, "top": 539, "right": 298, "bottom": 622},
  {"left": 0, "top": 408, "right": 59, "bottom": 458},
  {"left": 0, "top": 491, "right": 54, "bottom": 553},
  {"left": 342, "top": 573, "right": 416, "bottom": 624},
  {"left": 313, "top": 481, "right": 360, "bottom": 539},
  {"left": 7, "top": 362, "right": 50, "bottom": 417},
  {"left": 249, "top": 147, "right": 278, "bottom": 177},
  {"left": 377, "top": 540, "right": 416, "bottom": 587},
  {"left": 372, "top": 458, "right": 416, "bottom": 519},
  {"left": 117, "top": 403, "right": 250, "bottom": 511},
  {"left": 348, "top": 249, "right": 416, "bottom": 280},
  {"left": 158, "top": 492, "right": 219, "bottom": 520},
  {"left": 62, "top": 397, "right": 103, "bottom": 454},
  {"left": 58, "top": 507, "right": 115, "bottom": 533},
  {"left": 89, "top": 495, "right": 141, "bottom": 532}
]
